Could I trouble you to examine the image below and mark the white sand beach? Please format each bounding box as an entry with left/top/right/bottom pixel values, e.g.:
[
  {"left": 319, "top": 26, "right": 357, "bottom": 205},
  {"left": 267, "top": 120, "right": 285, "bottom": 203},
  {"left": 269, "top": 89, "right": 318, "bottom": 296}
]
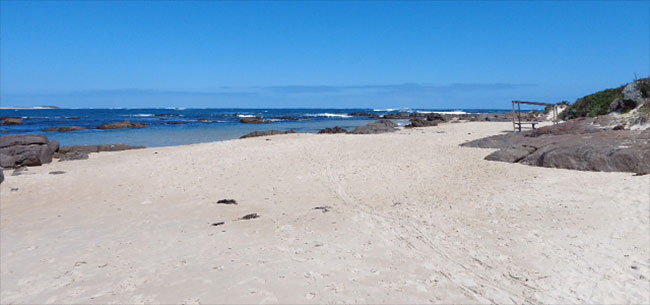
[{"left": 1, "top": 122, "right": 648, "bottom": 304}]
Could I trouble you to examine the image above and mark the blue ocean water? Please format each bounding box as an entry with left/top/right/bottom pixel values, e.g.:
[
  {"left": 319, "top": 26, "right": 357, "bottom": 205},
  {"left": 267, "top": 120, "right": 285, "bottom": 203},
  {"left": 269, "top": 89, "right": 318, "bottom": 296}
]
[{"left": 0, "top": 108, "right": 509, "bottom": 147}]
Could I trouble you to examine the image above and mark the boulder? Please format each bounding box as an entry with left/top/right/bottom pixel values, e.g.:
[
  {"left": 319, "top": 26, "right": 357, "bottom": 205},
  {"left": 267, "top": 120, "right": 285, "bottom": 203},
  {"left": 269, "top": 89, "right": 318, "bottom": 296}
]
[
  {"left": 1, "top": 117, "right": 23, "bottom": 125},
  {"left": 609, "top": 98, "right": 637, "bottom": 113},
  {"left": 42, "top": 126, "right": 86, "bottom": 132},
  {"left": 318, "top": 127, "right": 347, "bottom": 134},
  {"left": 240, "top": 116, "right": 271, "bottom": 124},
  {"left": 405, "top": 119, "right": 439, "bottom": 128},
  {"left": 461, "top": 117, "right": 650, "bottom": 173},
  {"left": 349, "top": 119, "right": 398, "bottom": 134},
  {"left": 240, "top": 130, "right": 296, "bottom": 139},
  {"left": 97, "top": 121, "right": 147, "bottom": 129},
  {"left": 0, "top": 135, "right": 56, "bottom": 168}
]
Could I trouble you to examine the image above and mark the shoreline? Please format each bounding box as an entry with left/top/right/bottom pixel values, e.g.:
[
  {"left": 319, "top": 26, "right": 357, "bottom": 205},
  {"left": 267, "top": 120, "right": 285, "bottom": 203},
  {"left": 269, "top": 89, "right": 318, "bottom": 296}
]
[{"left": 1, "top": 122, "right": 648, "bottom": 303}]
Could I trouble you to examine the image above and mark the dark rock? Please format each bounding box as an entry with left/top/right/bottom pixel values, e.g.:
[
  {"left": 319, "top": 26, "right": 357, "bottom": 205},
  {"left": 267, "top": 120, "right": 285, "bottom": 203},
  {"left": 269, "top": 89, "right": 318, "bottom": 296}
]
[
  {"left": 0, "top": 169, "right": 3, "bottom": 184},
  {"left": 42, "top": 126, "right": 86, "bottom": 132},
  {"left": 211, "top": 222, "right": 225, "bottom": 226},
  {"left": 1, "top": 118, "right": 23, "bottom": 125},
  {"left": 0, "top": 135, "right": 55, "bottom": 168},
  {"left": 0, "top": 134, "right": 48, "bottom": 148},
  {"left": 58, "top": 151, "right": 89, "bottom": 161},
  {"left": 65, "top": 117, "right": 80, "bottom": 120},
  {"left": 349, "top": 119, "right": 398, "bottom": 134},
  {"left": 97, "top": 121, "right": 147, "bottom": 129},
  {"left": 240, "top": 213, "right": 259, "bottom": 220},
  {"left": 405, "top": 119, "right": 439, "bottom": 128},
  {"left": 58, "top": 144, "right": 144, "bottom": 155},
  {"left": 318, "top": 127, "right": 347, "bottom": 134},
  {"left": 613, "top": 125, "right": 625, "bottom": 130},
  {"left": 48, "top": 140, "right": 60, "bottom": 153},
  {"left": 217, "top": 199, "right": 238, "bottom": 205},
  {"left": 462, "top": 117, "right": 650, "bottom": 173},
  {"left": 313, "top": 206, "right": 332, "bottom": 213},
  {"left": 165, "top": 122, "right": 185, "bottom": 125},
  {"left": 382, "top": 113, "right": 410, "bottom": 119},
  {"left": 348, "top": 112, "right": 380, "bottom": 119},
  {"left": 485, "top": 145, "right": 537, "bottom": 163},
  {"left": 240, "top": 130, "right": 296, "bottom": 139},
  {"left": 240, "top": 116, "right": 271, "bottom": 124},
  {"left": 609, "top": 98, "right": 637, "bottom": 113},
  {"left": 49, "top": 171, "right": 65, "bottom": 175}
]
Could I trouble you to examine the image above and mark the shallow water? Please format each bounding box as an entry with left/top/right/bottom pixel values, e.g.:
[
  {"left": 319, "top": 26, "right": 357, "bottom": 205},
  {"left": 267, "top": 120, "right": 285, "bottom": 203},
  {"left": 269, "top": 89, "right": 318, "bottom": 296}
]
[{"left": 0, "top": 108, "right": 508, "bottom": 147}]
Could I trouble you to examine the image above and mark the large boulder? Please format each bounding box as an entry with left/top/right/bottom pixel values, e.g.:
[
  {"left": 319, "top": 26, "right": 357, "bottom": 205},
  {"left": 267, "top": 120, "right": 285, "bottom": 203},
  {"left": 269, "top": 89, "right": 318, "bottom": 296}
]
[
  {"left": 0, "top": 135, "right": 57, "bottom": 168},
  {"left": 97, "top": 121, "right": 147, "bottom": 129},
  {"left": 1, "top": 117, "right": 23, "bottom": 125},
  {"left": 461, "top": 118, "right": 650, "bottom": 173},
  {"left": 350, "top": 119, "right": 398, "bottom": 134}
]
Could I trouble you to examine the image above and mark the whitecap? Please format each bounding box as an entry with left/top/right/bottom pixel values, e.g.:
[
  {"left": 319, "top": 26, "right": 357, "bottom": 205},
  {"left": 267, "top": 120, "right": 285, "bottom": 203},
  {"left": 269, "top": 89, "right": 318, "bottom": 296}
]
[{"left": 306, "top": 113, "right": 351, "bottom": 118}]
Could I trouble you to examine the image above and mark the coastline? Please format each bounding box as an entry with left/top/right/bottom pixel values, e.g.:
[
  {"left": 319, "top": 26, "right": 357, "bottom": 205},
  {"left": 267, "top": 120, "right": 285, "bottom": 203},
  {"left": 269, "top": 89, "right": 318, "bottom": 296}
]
[{"left": 1, "top": 122, "right": 648, "bottom": 303}]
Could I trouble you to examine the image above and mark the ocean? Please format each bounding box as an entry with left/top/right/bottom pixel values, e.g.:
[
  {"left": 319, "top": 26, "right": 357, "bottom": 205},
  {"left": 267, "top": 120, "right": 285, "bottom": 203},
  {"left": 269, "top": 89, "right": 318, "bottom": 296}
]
[{"left": 0, "top": 108, "right": 509, "bottom": 147}]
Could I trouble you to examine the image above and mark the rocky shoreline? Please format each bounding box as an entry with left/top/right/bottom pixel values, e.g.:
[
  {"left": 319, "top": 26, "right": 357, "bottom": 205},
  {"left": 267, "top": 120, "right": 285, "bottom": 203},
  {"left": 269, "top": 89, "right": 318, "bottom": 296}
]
[{"left": 461, "top": 117, "right": 650, "bottom": 173}]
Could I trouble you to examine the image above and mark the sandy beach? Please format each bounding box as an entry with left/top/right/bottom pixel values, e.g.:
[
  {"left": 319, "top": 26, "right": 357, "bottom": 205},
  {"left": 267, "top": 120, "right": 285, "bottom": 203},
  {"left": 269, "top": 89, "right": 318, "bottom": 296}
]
[{"left": 1, "top": 122, "right": 648, "bottom": 304}]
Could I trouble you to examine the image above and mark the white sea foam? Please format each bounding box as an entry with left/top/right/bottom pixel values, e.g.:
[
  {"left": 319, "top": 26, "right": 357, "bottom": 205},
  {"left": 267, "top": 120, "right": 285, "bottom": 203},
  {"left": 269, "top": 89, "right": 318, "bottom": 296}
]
[
  {"left": 417, "top": 110, "right": 467, "bottom": 115},
  {"left": 306, "top": 113, "right": 351, "bottom": 118},
  {"left": 373, "top": 108, "right": 412, "bottom": 112},
  {"left": 236, "top": 114, "right": 257, "bottom": 118},
  {"left": 132, "top": 114, "right": 154, "bottom": 117}
]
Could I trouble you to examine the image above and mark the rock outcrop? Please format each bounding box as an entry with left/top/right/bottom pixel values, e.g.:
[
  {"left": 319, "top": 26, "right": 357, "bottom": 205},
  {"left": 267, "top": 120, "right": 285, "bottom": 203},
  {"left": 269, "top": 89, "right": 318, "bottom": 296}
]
[
  {"left": 42, "top": 126, "right": 86, "bottom": 132},
  {"left": 240, "top": 116, "right": 271, "bottom": 124},
  {"left": 240, "top": 130, "right": 296, "bottom": 139},
  {"left": 54, "top": 144, "right": 144, "bottom": 161},
  {"left": 348, "top": 112, "right": 381, "bottom": 119},
  {"left": 1, "top": 117, "right": 23, "bottom": 125},
  {"left": 57, "top": 144, "right": 144, "bottom": 155},
  {"left": 349, "top": 119, "right": 398, "bottom": 134},
  {"left": 461, "top": 118, "right": 650, "bottom": 173},
  {"left": 97, "top": 121, "right": 147, "bottom": 129},
  {"left": 318, "top": 127, "right": 348, "bottom": 134},
  {"left": 0, "top": 135, "right": 57, "bottom": 168}
]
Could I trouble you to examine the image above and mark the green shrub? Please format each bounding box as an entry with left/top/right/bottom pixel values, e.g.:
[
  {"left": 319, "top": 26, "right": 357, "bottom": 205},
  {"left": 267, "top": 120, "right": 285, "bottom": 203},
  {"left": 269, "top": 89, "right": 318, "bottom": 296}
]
[{"left": 559, "top": 86, "right": 624, "bottom": 120}]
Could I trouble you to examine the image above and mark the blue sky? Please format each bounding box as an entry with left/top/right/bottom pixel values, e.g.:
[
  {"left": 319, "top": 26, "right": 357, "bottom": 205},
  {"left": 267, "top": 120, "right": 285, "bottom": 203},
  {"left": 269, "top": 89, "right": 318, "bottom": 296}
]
[{"left": 1, "top": 1, "right": 648, "bottom": 109}]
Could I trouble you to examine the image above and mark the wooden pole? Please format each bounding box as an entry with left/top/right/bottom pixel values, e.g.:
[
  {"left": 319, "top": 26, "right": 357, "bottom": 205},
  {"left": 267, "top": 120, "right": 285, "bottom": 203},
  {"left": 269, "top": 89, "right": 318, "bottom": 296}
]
[
  {"left": 512, "top": 101, "right": 517, "bottom": 132},
  {"left": 517, "top": 102, "right": 522, "bottom": 131}
]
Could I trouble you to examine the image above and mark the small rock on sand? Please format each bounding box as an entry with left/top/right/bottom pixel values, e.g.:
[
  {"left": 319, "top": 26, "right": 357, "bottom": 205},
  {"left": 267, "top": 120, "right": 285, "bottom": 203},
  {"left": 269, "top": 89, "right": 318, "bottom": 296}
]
[
  {"left": 240, "top": 213, "right": 259, "bottom": 220},
  {"left": 217, "top": 199, "right": 238, "bottom": 205}
]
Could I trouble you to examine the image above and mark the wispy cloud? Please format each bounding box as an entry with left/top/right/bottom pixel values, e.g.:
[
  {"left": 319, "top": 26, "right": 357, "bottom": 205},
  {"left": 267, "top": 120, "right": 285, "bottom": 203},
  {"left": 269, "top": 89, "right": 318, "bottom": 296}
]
[{"left": 0, "top": 82, "right": 536, "bottom": 108}]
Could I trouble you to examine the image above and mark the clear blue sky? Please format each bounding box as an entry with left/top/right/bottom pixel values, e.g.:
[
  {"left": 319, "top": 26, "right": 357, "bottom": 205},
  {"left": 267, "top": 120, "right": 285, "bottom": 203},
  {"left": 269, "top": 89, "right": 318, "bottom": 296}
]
[{"left": 1, "top": 1, "right": 648, "bottom": 109}]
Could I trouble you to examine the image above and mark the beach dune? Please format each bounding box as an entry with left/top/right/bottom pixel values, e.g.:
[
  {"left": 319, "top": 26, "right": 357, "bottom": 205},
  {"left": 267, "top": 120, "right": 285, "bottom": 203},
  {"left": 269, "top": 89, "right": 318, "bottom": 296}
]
[{"left": 1, "top": 122, "right": 648, "bottom": 304}]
